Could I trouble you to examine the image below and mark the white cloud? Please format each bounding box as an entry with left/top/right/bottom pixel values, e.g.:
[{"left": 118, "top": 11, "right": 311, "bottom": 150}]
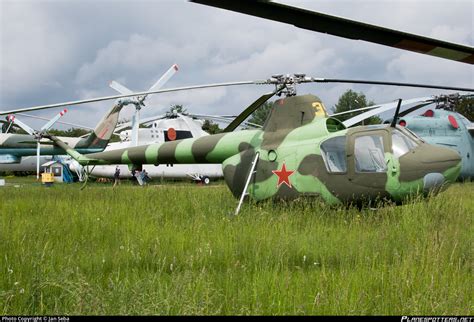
[
  {"left": 0, "top": 2, "right": 76, "bottom": 98},
  {"left": 1, "top": 0, "right": 472, "bottom": 128}
]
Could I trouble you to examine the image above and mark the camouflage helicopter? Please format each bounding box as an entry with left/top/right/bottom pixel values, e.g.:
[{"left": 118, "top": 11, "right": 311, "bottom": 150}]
[
  {"left": 15, "top": 73, "right": 463, "bottom": 213},
  {"left": 2, "top": 0, "right": 473, "bottom": 213}
]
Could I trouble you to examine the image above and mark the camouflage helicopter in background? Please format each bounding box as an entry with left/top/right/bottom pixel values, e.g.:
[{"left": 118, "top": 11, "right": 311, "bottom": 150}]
[
  {"left": 344, "top": 93, "right": 474, "bottom": 180},
  {"left": 394, "top": 95, "right": 473, "bottom": 180}
]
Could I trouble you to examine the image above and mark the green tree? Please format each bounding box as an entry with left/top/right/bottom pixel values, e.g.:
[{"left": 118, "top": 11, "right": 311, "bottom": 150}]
[
  {"left": 201, "top": 119, "right": 222, "bottom": 134},
  {"left": 48, "top": 128, "right": 91, "bottom": 137},
  {"left": 333, "top": 89, "right": 381, "bottom": 125},
  {"left": 455, "top": 96, "right": 473, "bottom": 121},
  {"left": 248, "top": 101, "right": 273, "bottom": 126}
]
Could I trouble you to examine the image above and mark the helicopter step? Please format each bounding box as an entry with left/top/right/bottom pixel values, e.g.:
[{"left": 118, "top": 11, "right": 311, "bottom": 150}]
[{"left": 234, "top": 151, "right": 260, "bottom": 216}]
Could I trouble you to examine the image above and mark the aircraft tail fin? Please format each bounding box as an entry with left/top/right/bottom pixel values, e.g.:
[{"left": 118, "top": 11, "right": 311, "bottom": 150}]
[{"left": 76, "top": 103, "right": 123, "bottom": 150}]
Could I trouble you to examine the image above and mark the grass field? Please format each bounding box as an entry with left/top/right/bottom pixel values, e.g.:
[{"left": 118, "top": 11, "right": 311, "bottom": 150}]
[{"left": 0, "top": 177, "right": 472, "bottom": 315}]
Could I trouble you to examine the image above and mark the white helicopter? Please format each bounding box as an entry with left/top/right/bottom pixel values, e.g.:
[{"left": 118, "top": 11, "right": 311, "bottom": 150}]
[{"left": 73, "top": 70, "right": 261, "bottom": 185}]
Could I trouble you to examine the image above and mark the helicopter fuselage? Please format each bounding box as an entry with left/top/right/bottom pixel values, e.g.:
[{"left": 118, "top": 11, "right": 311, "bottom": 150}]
[{"left": 59, "top": 95, "right": 461, "bottom": 205}]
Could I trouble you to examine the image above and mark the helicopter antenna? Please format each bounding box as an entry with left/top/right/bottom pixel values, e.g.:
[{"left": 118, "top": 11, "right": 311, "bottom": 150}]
[{"left": 390, "top": 99, "right": 403, "bottom": 128}]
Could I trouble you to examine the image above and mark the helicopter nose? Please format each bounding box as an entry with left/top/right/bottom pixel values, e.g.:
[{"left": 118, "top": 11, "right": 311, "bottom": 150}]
[
  {"left": 421, "top": 145, "right": 461, "bottom": 189},
  {"left": 399, "top": 143, "right": 461, "bottom": 191}
]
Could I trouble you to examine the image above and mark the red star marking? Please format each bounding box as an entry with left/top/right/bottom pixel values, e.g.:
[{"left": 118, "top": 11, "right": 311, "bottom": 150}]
[{"left": 272, "top": 162, "right": 295, "bottom": 188}]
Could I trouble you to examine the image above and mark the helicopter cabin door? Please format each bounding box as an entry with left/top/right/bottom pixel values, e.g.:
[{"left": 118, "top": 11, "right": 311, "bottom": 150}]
[{"left": 347, "top": 129, "right": 390, "bottom": 195}]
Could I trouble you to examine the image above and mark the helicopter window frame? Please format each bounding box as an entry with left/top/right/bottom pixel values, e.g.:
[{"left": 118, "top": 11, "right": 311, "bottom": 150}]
[
  {"left": 398, "top": 125, "right": 424, "bottom": 144},
  {"left": 391, "top": 129, "right": 418, "bottom": 158},
  {"left": 353, "top": 133, "right": 388, "bottom": 173},
  {"left": 320, "top": 135, "right": 347, "bottom": 174}
]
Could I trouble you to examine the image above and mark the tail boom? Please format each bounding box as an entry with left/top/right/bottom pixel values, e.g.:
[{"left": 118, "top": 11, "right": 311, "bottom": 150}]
[{"left": 56, "top": 130, "right": 261, "bottom": 167}]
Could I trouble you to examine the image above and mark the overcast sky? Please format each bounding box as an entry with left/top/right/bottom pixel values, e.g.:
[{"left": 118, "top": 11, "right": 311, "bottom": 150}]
[{"left": 1, "top": 0, "right": 472, "bottom": 129}]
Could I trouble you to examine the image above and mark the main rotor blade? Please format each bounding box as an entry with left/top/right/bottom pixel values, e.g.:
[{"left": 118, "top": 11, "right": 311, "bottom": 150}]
[
  {"left": 176, "top": 113, "right": 205, "bottom": 138},
  {"left": 0, "top": 120, "right": 20, "bottom": 132},
  {"left": 109, "top": 81, "right": 134, "bottom": 95},
  {"left": 191, "top": 0, "right": 474, "bottom": 64},
  {"left": 342, "top": 97, "right": 433, "bottom": 127},
  {"left": 222, "top": 91, "right": 277, "bottom": 132},
  {"left": 398, "top": 102, "right": 435, "bottom": 117},
  {"left": 311, "top": 78, "right": 474, "bottom": 92},
  {"left": 144, "top": 64, "right": 179, "bottom": 100},
  {"left": 0, "top": 80, "right": 263, "bottom": 116},
  {"left": 40, "top": 109, "right": 68, "bottom": 132},
  {"left": 114, "top": 113, "right": 167, "bottom": 132},
  {"left": 130, "top": 109, "right": 140, "bottom": 147},
  {"left": 16, "top": 113, "right": 94, "bottom": 131},
  {"left": 188, "top": 113, "right": 262, "bottom": 128},
  {"left": 331, "top": 104, "right": 382, "bottom": 117},
  {"left": 7, "top": 115, "right": 35, "bottom": 135}
]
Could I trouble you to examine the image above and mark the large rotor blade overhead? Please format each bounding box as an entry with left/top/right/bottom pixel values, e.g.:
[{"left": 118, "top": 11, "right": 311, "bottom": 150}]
[
  {"left": 222, "top": 91, "right": 277, "bottom": 132},
  {"left": 0, "top": 80, "right": 263, "bottom": 116},
  {"left": 3, "top": 74, "right": 472, "bottom": 117},
  {"left": 191, "top": 0, "right": 474, "bottom": 64},
  {"left": 311, "top": 78, "right": 474, "bottom": 92}
]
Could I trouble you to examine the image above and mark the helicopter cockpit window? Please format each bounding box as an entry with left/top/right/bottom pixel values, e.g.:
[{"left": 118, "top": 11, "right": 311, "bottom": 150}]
[
  {"left": 354, "top": 135, "right": 387, "bottom": 173},
  {"left": 400, "top": 126, "right": 424, "bottom": 143},
  {"left": 320, "top": 136, "right": 347, "bottom": 173},
  {"left": 392, "top": 129, "right": 417, "bottom": 158}
]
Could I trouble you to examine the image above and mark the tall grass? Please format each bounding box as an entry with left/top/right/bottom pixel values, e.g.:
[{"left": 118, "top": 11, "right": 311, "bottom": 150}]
[{"left": 0, "top": 179, "right": 472, "bottom": 315}]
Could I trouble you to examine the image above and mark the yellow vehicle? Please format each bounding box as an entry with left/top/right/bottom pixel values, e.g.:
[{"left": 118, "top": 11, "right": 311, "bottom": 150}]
[{"left": 41, "top": 172, "right": 54, "bottom": 186}]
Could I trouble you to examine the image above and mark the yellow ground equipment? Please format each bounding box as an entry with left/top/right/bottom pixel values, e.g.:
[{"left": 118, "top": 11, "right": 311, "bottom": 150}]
[{"left": 41, "top": 172, "right": 54, "bottom": 186}]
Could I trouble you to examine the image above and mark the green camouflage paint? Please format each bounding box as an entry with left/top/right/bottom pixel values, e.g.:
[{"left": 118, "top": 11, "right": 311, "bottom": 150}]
[{"left": 49, "top": 94, "right": 462, "bottom": 206}]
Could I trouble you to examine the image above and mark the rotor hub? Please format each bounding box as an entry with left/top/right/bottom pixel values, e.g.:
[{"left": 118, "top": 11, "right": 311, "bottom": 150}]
[{"left": 265, "top": 74, "right": 316, "bottom": 97}]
